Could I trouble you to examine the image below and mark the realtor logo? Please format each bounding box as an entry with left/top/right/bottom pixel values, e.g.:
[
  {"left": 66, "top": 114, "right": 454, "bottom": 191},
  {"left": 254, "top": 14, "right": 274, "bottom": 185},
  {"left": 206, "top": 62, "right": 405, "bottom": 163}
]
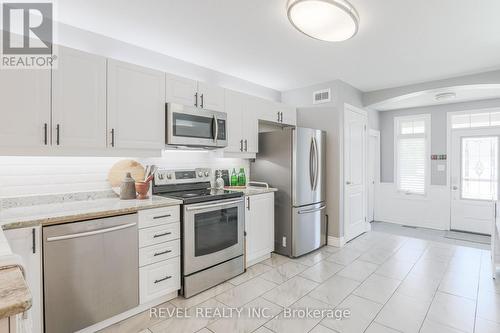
[{"left": 1, "top": 1, "right": 56, "bottom": 69}]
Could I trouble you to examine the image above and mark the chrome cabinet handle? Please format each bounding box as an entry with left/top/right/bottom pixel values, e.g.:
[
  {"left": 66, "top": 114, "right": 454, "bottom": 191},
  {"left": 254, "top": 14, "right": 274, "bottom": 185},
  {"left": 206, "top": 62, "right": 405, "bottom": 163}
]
[
  {"left": 47, "top": 223, "right": 137, "bottom": 242},
  {"left": 277, "top": 112, "right": 280, "bottom": 122},
  {"left": 200, "top": 94, "right": 204, "bottom": 108},
  {"left": 111, "top": 128, "right": 115, "bottom": 147},
  {"left": 240, "top": 139, "right": 243, "bottom": 152},
  {"left": 280, "top": 112, "right": 283, "bottom": 123},
  {"left": 43, "top": 123, "right": 48, "bottom": 145},
  {"left": 153, "top": 214, "right": 171, "bottom": 219},
  {"left": 56, "top": 124, "right": 60, "bottom": 145},
  {"left": 244, "top": 139, "right": 248, "bottom": 152},
  {"left": 154, "top": 249, "right": 172, "bottom": 257},
  {"left": 246, "top": 196, "right": 250, "bottom": 210},
  {"left": 194, "top": 92, "right": 198, "bottom": 107},
  {"left": 153, "top": 231, "right": 172, "bottom": 238},
  {"left": 154, "top": 275, "right": 172, "bottom": 284}
]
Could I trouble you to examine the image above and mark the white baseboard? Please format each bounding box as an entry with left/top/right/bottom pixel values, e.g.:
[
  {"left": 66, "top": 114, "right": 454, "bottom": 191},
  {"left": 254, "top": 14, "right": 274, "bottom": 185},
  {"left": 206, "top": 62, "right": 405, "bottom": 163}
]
[{"left": 327, "top": 236, "right": 345, "bottom": 248}]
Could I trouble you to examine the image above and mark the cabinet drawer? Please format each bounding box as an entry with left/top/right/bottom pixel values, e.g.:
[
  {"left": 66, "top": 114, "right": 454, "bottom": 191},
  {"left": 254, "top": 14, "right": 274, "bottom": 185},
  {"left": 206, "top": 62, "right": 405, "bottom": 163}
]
[
  {"left": 138, "top": 206, "right": 180, "bottom": 229},
  {"left": 140, "top": 257, "right": 180, "bottom": 304},
  {"left": 139, "top": 239, "right": 180, "bottom": 267},
  {"left": 139, "top": 223, "right": 180, "bottom": 248}
]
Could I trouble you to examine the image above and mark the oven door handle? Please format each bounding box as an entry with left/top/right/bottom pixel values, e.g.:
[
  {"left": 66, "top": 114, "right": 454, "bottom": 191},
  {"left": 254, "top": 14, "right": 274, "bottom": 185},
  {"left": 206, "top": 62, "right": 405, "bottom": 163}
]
[{"left": 185, "top": 199, "right": 243, "bottom": 211}]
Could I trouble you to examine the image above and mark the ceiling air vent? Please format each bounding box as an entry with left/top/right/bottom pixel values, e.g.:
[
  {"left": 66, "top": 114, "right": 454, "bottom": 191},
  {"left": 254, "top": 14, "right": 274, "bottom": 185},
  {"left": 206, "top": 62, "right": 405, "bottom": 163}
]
[{"left": 313, "top": 88, "right": 331, "bottom": 104}]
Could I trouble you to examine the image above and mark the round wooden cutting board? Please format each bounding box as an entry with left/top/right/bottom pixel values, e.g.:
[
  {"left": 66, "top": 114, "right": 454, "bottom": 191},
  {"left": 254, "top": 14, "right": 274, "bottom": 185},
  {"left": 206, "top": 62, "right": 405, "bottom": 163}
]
[{"left": 108, "top": 159, "right": 145, "bottom": 188}]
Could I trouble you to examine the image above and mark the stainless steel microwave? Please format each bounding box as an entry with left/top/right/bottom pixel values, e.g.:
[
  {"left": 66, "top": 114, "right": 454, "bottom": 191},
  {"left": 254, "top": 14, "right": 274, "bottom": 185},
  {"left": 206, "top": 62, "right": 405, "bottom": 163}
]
[{"left": 166, "top": 103, "right": 227, "bottom": 148}]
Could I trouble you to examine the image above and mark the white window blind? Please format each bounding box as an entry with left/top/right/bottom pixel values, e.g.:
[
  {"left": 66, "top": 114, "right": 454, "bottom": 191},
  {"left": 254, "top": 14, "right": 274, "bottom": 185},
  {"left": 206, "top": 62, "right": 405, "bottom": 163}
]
[
  {"left": 451, "top": 111, "right": 500, "bottom": 129},
  {"left": 395, "top": 115, "right": 430, "bottom": 195}
]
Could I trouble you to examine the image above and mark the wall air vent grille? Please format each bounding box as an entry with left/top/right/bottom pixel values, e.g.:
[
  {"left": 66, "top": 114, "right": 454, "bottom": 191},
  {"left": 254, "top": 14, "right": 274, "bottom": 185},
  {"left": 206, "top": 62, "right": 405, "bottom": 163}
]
[{"left": 313, "top": 88, "right": 331, "bottom": 104}]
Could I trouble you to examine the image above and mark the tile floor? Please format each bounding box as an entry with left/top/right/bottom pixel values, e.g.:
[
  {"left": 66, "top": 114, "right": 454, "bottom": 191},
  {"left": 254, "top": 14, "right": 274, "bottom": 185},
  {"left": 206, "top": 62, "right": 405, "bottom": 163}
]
[{"left": 100, "top": 229, "right": 500, "bottom": 333}]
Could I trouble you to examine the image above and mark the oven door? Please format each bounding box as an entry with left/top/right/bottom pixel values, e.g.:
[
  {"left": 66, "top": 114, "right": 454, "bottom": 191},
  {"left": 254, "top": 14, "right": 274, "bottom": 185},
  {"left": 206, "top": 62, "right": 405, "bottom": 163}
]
[
  {"left": 166, "top": 103, "right": 227, "bottom": 148},
  {"left": 183, "top": 198, "right": 244, "bottom": 275}
]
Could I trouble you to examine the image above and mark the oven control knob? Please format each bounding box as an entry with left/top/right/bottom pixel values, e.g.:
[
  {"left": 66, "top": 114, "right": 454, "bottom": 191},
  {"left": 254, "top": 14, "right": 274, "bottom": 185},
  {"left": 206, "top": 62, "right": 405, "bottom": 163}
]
[
  {"left": 158, "top": 173, "right": 164, "bottom": 180},
  {"left": 166, "top": 173, "right": 172, "bottom": 180},
  {"left": 198, "top": 171, "right": 203, "bottom": 177},
  {"left": 204, "top": 171, "right": 210, "bottom": 177}
]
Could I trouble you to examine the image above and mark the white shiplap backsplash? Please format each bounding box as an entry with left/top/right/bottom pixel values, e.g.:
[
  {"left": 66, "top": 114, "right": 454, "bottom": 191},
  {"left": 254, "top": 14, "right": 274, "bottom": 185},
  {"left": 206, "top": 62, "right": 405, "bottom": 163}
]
[{"left": 0, "top": 151, "right": 249, "bottom": 198}]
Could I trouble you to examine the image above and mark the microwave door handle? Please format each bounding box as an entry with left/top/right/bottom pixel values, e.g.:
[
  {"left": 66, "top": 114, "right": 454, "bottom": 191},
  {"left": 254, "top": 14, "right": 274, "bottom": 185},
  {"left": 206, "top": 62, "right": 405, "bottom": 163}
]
[{"left": 214, "top": 115, "right": 219, "bottom": 143}]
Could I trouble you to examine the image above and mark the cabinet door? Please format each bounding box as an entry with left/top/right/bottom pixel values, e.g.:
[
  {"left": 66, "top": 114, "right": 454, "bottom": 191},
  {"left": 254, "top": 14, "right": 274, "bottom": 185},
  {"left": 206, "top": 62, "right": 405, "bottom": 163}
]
[
  {"left": 246, "top": 193, "right": 275, "bottom": 265},
  {"left": 279, "top": 103, "right": 297, "bottom": 126},
  {"left": 243, "top": 96, "right": 259, "bottom": 153},
  {"left": 198, "top": 81, "right": 225, "bottom": 112},
  {"left": 165, "top": 73, "right": 198, "bottom": 107},
  {"left": 4, "top": 227, "right": 43, "bottom": 333},
  {"left": 0, "top": 68, "right": 50, "bottom": 148},
  {"left": 107, "top": 60, "right": 165, "bottom": 149},
  {"left": 224, "top": 90, "right": 244, "bottom": 153},
  {"left": 52, "top": 46, "right": 106, "bottom": 148},
  {"left": 256, "top": 99, "right": 281, "bottom": 123}
]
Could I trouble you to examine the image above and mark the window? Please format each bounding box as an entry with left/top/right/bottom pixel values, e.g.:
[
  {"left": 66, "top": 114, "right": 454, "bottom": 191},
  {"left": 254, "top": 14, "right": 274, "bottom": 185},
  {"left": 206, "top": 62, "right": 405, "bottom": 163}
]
[
  {"left": 395, "top": 115, "right": 431, "bottom": 195},
  {"left": 461, "top": 136, "right": 498, "bottom": 200},
  {"left": 451, "top": 110, "right": 500, "bottom": 129}
]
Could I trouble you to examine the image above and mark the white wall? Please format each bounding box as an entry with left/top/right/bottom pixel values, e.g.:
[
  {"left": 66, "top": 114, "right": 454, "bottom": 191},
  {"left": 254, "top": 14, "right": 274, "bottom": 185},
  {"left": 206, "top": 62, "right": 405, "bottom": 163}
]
[
  {"left": 53, "top": 23, "right": 280, "bottom": 102},
  {"left": 0, "top": 151, "right": 248, "bottom": 198},
  {"left": 375, "top": 183, "right": 450, "bottom": 230}
]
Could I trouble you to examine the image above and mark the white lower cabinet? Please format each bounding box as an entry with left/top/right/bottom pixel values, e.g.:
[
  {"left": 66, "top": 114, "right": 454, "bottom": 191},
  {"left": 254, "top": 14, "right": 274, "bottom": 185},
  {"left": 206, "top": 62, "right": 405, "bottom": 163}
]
[
  {"left": 138, "top": 206, "right": 181, "bottom": 304},
  {"left": 4, "top": 227, "right": 43, "bottom": 333},
  {"left": 245, "top": 193, "right": 275, "bottom": 266}
]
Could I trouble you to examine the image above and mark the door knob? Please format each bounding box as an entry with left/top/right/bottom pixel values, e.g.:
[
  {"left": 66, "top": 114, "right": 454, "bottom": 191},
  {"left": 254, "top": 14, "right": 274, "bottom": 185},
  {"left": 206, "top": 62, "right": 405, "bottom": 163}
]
[
  {"left": 346, "top": 181, "right": 351, "bottom": 185},
  {"left": 452, "top": 185, "right": 458, "bottom": 190}
]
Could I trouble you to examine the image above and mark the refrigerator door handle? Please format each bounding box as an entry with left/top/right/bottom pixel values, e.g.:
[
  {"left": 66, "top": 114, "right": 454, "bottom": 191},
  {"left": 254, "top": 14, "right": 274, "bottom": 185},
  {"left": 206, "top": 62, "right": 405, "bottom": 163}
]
[
  {"left": 312, "top": 137, "right": 319, "bottom": 191},
  {"left": 298, "top": 205, "right": 326, "bottom": 214},
  {"left": 309, "top": 138, "right": 315, "bottom": 190}
]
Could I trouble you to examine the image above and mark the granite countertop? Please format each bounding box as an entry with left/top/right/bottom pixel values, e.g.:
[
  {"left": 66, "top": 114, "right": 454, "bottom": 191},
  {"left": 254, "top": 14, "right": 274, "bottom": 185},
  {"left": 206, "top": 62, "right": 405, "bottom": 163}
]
[
  {"left": 0, "top": 229, "right": 31, "bottom": 319},
  {"left": 0, "top": 195, "right": 182, "bottom": 230},
  {"left": 225, "top": 186, "right": 278, "bottom": 196}
]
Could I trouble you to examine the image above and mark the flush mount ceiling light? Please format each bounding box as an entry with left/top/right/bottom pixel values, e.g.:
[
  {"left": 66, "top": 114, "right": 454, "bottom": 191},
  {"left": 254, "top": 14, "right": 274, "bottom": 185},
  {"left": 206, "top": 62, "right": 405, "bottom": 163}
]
[
  {"left": 435, "top": 92, "right": 457, "bottom": 101},
  {"left": 287, "top": 0, "right": 360, "bottom": 42}
]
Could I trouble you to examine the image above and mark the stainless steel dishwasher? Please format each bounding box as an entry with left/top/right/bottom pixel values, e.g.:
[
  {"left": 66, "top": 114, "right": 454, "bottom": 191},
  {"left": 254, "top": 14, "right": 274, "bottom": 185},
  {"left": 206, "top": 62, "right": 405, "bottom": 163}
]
[{"left": 43, "top": 213, "right": 139, "bottom": 333}]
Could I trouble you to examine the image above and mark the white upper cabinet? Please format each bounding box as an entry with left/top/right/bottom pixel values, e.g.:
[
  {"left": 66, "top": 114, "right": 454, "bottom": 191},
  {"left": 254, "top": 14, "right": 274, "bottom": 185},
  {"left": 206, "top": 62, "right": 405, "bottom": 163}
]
[
  {"left": 258, "top": 100, "right": 297, "bottom": 126},
  {"left": 165, "top": 73, "right": 198, "bottom": 107},
  {"left": 198, "top": 81, "right": 225, "bottom": 112},
  {"left": 165, "top": 74, "right": 225, "bottom": 112},
  {"left": 52, "top": 46, "right": 107, "bottom": 148},
  {"left": 278, "top": 103, "right": 297, "bottom": 126},
  {"left": 225, "top": 90, "right": 245, "bottom": 153},
  {"left": 224, "top": 90, "right": 258, "bottom": 154},
  {"left": 0, "top": 68, "right": 50, "bottom": 148},
  {"left": 107, "top": 59, "right": 165, "bottom": 150}
]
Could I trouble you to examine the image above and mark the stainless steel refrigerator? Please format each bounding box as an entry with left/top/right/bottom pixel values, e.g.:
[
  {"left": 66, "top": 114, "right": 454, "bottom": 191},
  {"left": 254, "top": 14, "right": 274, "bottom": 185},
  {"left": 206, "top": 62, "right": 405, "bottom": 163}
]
[{"left": 251, "top": 127, "right": 326, "bottom": 257}]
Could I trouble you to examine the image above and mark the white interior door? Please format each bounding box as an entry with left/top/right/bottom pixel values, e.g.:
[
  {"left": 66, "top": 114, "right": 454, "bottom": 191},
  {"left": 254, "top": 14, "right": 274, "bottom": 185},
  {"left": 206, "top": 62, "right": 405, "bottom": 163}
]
[
  {"left": 450, "top": 128, "right": 500, "bottom": 235},
  {"left": 367, "top": 132, "right": 380, "bottom": 222},
  {"left": 344, "top": 106, "right": 368, "bottom": 241}
]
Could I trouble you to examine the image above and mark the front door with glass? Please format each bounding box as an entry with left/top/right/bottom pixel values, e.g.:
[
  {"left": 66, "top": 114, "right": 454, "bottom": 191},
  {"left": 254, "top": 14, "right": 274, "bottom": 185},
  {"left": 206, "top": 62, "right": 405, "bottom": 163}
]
[{"left": 450, "top": 128, "right": 500, "bottom": 234}]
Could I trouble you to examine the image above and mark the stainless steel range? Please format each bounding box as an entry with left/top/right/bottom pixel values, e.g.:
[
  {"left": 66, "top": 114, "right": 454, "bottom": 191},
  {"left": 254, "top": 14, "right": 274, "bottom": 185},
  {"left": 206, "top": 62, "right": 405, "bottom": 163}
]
[{"left": 153, "top": 168, "right": 244, "bottom": 298}]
